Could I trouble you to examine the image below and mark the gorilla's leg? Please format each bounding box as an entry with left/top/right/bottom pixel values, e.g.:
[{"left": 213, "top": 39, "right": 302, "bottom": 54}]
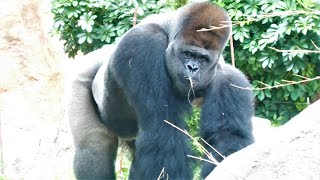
[
  {"left": 66, "top": 51, "right": 118, "bottom": 179},
  {"left": 73, "top": 129, "right": 118, "bottom": 179},
  {"left": 200, "top": 64, "right": 254, "bottom": 178}
]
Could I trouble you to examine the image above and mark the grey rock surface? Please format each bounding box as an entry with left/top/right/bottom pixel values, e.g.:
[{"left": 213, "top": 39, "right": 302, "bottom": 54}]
[{"left": 207, "top": 100, "right": 320, "bottom": 180}]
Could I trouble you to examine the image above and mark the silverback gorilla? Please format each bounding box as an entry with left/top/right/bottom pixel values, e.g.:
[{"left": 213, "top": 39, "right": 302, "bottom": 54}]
[{"left": 67, "top": 2, "right": 254, "bottom": 179}]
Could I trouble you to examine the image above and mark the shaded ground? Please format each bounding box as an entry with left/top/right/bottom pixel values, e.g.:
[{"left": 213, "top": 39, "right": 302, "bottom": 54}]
[{"left": 0, "top": 0, "right": 74, "bottom": 179}]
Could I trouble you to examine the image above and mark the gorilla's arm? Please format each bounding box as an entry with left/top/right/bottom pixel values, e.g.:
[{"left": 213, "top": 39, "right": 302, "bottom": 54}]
[
  {"left": 200, "top": 64, "right": 254, "bottom": 177},
  {"left": 97, "top": 23, "right": 193, "bottom": 179}
]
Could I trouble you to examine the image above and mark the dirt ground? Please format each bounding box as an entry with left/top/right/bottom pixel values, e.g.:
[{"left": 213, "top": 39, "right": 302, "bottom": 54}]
[{"left": 0, "top": 0, "right": 74, "bottom": 179}]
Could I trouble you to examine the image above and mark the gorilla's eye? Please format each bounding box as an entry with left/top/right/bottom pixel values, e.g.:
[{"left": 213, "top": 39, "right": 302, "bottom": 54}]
[
  {"left": 198, "top": 55, "right": 209, "bottom": 62},
  {"left": 183, "top": 50, "right": 210, "bottom": 62},
  {"left": 184, "top": 50, "right": 194, "bottom": 57}
]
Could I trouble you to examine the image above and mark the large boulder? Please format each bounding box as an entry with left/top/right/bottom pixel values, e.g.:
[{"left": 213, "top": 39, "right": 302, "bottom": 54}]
[{"left": 207, "top": 100, "right": 320, "bottom": 180}]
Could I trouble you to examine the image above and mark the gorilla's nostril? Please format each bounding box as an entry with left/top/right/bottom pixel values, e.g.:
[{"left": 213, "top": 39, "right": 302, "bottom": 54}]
[
  {"left": 187, "top": 64, "right": 193, "bottom": 71},
  {"left": 186, "top": 62, "right": 199, "bottom": 73}
]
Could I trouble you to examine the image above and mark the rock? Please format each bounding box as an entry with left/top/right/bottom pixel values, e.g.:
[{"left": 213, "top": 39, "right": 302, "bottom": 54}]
[
  {"left": 252, "top": 116, "right": 272, "bottom": 142},
  {"left": 0, "top": 0, "right": 72, "bottom": 179},
  {"left": 206, "top": 100, "right": 320, "bottom": 180}
]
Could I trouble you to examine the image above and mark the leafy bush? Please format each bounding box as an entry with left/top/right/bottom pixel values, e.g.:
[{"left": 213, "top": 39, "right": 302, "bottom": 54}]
[
  {"left": 51, "top": 0, "right": 165, "bottom": 57},
  {"left": 215, "top": 0, "right": 320, "bottom": 125},
  {"left": 166, "top": 0, "right": 188, "bottom": 9}
]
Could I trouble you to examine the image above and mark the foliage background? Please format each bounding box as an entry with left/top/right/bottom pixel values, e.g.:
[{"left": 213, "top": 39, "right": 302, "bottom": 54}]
[
  {"left": 51, "top": 0, "right": 320, "bottom": 126},
  {"left": 51, "top": 0, "right": 165, "bottom": 57},
  {"left": 218, "top": 0, "right": 320, "bottom": 125}
]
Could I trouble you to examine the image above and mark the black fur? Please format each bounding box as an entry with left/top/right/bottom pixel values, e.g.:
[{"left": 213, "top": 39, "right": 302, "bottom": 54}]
[
  {"left": 67, "top": 2, "right": 254, "bottom": 180},
  {"left": 200, "top": 64, "right": 254, "bottom": 177}
]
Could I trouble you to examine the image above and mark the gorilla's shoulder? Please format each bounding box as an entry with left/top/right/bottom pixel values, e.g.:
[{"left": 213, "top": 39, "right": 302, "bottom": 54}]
[
  {"left": 66, "top": 45, "right": 116, "bottom": 85},
  {"left": 216, "top": 63, "right": 251, "bottom": 86}
]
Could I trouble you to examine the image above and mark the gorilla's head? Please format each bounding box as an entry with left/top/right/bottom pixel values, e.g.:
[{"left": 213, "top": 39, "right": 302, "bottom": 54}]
[
  {"left": 165, "top": 40, "right": 219, "bottom": 94},
  {"left": 165, "top": 2, "right": 231, "bottom": 95}
]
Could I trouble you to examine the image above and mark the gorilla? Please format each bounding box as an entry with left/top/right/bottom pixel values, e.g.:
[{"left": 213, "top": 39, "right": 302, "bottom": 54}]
[{"left": 66, "top": 2, "right": 254, "bottom": 180}]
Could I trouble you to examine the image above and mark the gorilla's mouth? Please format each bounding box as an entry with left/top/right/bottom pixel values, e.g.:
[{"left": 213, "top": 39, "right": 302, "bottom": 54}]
[
  {"left": 175, "top": 74, "right": 201, "bottom": 99},
  {"left": 183, "top": 76, "right": 197, "bottom": 87},
  {"left": 185, "top": 76, "right": 195, "bottom": 87},
  {"left": 184, "top": 76, "right": 197, "bottom": 105}
]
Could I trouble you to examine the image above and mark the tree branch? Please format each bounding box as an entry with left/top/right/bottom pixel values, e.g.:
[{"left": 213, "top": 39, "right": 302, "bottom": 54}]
[
  {"left": 230, "top": 76, "right": 320, "bottom": 91},
  {"left": 269, "top": 47, "right": 320, "bottom": 54}
]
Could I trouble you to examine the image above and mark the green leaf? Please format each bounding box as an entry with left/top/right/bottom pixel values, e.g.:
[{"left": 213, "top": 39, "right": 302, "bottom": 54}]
[
  {"left": 87, "top": 36, "right": 93, "bottom": 43},
  {"left": 265, "top": 90, "right": 272, "bottom": 98},
  {"left": 286, "top": 63, "right": 294, "bottom": 71},
  {"left": 253, "top": 90, "right": 260, "bottom": 97},
  {"left": 290, "top": 91, "right": 299, "bottom": 101},
  {"left": 258, "top": 91, "right": 265, "bottom": 101},
  {"left": 78, "top": 36, "right": 86, "bottom": 44},
  {"left": 287, "top": 85, "right": 294, "bottom": 92},
  {"left": 262, "top": 59, "right": 269, "bottom": 68}
]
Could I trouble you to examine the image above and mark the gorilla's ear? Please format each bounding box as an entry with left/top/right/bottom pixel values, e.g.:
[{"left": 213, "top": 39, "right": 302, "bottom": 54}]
[{"left": 178, "top": 2, "right": 231, "bottom": 50}]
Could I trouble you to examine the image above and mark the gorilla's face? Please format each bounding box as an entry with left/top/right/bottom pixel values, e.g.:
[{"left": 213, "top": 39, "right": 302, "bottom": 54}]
[{"left": 165, "top": 40, "right": 220, "bottom": 95}]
